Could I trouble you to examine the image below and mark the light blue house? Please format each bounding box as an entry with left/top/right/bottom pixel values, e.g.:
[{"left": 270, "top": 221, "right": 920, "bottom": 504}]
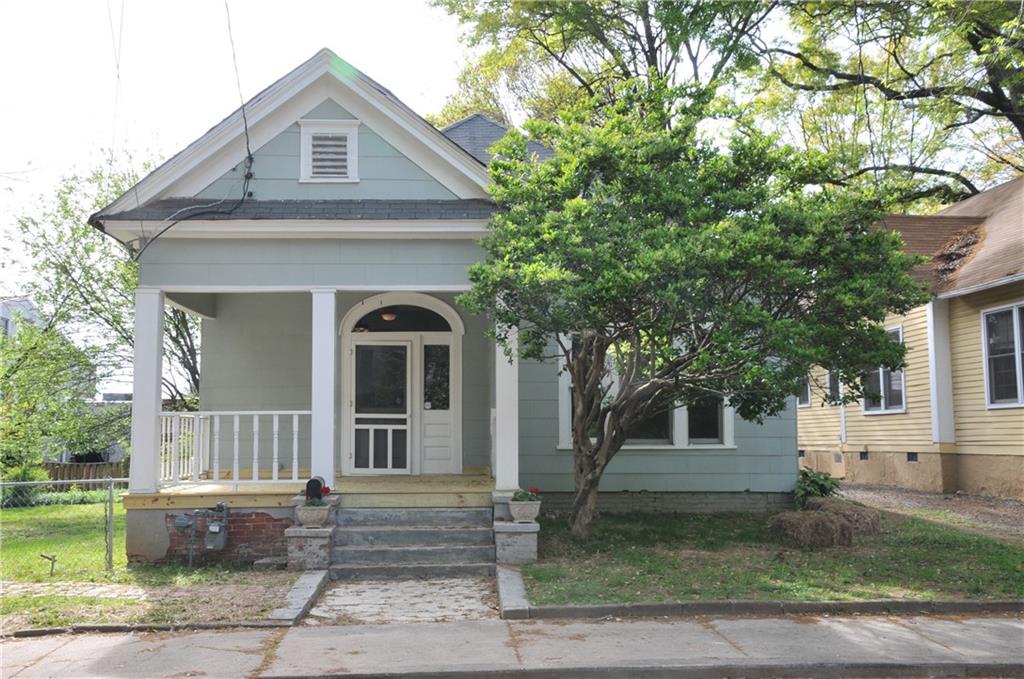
[{"left": 91, "top": 50, "right": 797, "bottom": 569}]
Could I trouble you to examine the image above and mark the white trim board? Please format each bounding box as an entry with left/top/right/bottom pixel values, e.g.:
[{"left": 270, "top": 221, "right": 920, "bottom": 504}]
[
  {"left": 95, "top": 49, "right": 490, "bottom": 218},
  {"left": 106, "top": 220, "right": 490, "bottom": 242},
  {"left": 138, "top": 285, "right": 473, "bottom": 294},
  {"left": 979, "top": 298, "right": 1024, "bottom": 410}
]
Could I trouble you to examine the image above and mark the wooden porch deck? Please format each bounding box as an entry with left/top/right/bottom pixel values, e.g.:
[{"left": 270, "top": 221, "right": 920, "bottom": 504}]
[{"left": 122, "top": 471, "right": 495, "bottom": 510}]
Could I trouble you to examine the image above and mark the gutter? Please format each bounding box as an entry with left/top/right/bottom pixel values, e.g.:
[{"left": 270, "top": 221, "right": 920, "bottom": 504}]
[{"left": 936, "top": 273, "right": 1024, "bottom": 299}]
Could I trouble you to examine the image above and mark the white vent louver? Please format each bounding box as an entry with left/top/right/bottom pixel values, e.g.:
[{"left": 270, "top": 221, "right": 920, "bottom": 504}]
[{"left": 310, "top": 133, "right": 349, "bottom": 178}]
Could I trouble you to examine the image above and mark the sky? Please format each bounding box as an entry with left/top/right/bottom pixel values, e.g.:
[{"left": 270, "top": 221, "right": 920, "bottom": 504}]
[{"left": 0, "top": 0, "right": 468, "bottom": 296}]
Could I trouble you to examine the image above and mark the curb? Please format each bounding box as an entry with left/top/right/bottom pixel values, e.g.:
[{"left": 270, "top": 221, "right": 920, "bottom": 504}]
[
  {"left": 267, "top": 569, "right": 329, "bottom": 625},
  {"left": 9, "top": 621, "right": 291, "bottom": 638},
  {"left": 496, "top": 567, "right": 1024, "bottom": 620},
  {"left": 261, "top": 661, "right": 1024, "bottom": 678}
]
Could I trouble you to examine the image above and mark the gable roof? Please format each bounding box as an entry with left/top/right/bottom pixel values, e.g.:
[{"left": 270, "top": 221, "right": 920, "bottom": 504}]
[
  {"left": 442, "top": 113, "right": 552, "bottom": 165},
  {"left": 100, "top": 198, "right": 497, "bottom": 222},
  {"left": 880, "top": 176, "right": 1024, "bottom": 296},
  {"left": 91, "top": 49, "right": 493, "bottom": 228}
]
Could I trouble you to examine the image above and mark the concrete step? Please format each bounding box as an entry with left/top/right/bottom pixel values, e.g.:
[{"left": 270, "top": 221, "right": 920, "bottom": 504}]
[
  {"left": 336, "top": 507, "right": 492, "bottom": 528},
  {"left": 333, "top": 526, "right": 494, "bottom": 547},
  {"left": 329, "top": 562, "right": 496, "bottom": 580},
  {"left": 339, "top": 492, "right": 493, "bottom": 508},
  {"left": 332, "top": 544, "right": 495, "bottom": 566}
]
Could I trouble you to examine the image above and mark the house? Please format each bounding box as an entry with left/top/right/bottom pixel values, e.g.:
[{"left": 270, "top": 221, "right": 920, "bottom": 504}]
[
  {"left": 798, "top": 177, "right": 1024, "bottom": 500},
  {"left": 0, "top": 296, "right": 41, "bottom": 337},
  {"left": 90, "top": 49, "right": 798, "bottom": 569}
]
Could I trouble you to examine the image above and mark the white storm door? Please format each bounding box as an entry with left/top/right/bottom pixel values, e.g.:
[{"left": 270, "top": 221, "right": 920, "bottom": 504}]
[
  {"left": 352, "top": 341, "right": 411, "bottom": 474},
  {"left": 420, "top": 341, "right": 457, "bottom": 474}
]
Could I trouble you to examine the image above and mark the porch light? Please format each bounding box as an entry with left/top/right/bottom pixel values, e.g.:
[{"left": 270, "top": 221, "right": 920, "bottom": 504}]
[{"left": 381, "top": 312, "right": 397, "bottom": 321}]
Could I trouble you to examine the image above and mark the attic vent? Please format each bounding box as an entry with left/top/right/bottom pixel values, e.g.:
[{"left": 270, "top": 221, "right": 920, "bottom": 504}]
[
  {"left": 311, "top": 134, "right": 349, "bottom": 178},
  {"left": 299, "top": 119, "right": 360, "bottom": 182}
]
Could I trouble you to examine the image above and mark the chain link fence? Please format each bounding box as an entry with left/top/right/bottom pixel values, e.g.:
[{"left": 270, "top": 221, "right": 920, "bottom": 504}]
[{"left": 0, "top": 478, "right": 129, "bottom": 581}]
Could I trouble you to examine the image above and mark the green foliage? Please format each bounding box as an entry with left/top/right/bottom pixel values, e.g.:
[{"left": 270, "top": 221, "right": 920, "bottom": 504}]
[
  {"left": 512, "top": 487, "right": 541, "bottom": 502},
  {"left": 795, "top": 468, "right": 842, "bottom": 508},
  {"left": 0, "top": 464, "right": 51, "bottom": 508},
  {"left": 459, "top": 79, "right": 926, "bottom": 537}
]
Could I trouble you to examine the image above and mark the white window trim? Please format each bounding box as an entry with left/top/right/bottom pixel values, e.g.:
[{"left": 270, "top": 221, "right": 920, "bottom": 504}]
[
  {"left": 298, "top": 119, "right": 360, "bottom": 183},
  {"left": 797, "top": 375, "right": 811, "bottom": 408},
  {"left": 862, "top": 325, "right": 907, "bottom": 415},
  {"left": 555, "top": 352, "right": 736, "bottom": 451},
  {"left": 980, "top": 299, "right": 1024, "bottom": 410}
]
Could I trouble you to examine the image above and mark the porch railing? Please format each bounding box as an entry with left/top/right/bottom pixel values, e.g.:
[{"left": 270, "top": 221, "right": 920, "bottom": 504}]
[{"left": 159, "top": 411, "right": 312, "bottom": 486}]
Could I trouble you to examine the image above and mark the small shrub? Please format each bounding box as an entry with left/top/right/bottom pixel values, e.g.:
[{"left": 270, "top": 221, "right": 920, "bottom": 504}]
[
  {"left": 804, "top": 497, "right": 881, "bottom": 535},
  {"left": 768, "top": 510, "right": 853, "bottom": 549},
  {"left": 0, "top": 465, "right": 51, "bottom": 508},
  {"left": 794, "top": 468, "right": 841, "bottom": 508}
]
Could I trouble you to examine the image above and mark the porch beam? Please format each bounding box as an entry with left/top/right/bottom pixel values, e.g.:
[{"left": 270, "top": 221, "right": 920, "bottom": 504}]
[
  {"left": 310, "top": 288, "right": 337, "bottom": 482},
  {"left": 494, "top": 330, "right": 519, "bottom": 491},
  {"left": 129, "top": 289, "right": 165, "bottom": 493}
]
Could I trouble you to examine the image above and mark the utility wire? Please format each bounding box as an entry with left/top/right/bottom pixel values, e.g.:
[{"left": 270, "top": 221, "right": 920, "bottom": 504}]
[{"left": 132, "top": 0, "right": 254, "bottom": 262}]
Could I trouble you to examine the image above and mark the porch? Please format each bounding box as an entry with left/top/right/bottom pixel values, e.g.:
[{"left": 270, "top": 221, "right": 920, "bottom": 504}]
[{"left": 127, "top": 287, "right": 521, "bottom": 503}]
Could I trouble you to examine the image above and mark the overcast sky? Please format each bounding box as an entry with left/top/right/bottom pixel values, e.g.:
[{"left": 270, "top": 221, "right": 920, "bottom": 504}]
[{"left": 0, "top": 0, "right": 467, "bottom": 296}]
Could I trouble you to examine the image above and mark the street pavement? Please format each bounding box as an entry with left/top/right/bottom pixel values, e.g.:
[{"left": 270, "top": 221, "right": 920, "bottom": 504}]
[{"left": 2, "top": 614, "right": 1022, "bottom": 678}]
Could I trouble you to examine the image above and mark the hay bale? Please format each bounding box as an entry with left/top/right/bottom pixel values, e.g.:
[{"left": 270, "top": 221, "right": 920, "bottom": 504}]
[
  {"left": 804, "top": 497, "right": 882, "bottom": 535},
  {"left": 768, "top": 510, "right": 853, "bottom": 549}
]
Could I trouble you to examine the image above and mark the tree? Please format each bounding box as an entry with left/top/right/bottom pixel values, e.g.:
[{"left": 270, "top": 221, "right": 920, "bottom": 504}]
[
  {"left": 755, "top": 0, "right": 1024, "bottom": 201},
  {"left": 17, "top": 162, "right": 200, "bottom": 407},
  {"left": 459, "top": 81, "right": 927, "bottom": 538},
  {"left": 0, "top": 318, "right": 129, "bottom": 474}
]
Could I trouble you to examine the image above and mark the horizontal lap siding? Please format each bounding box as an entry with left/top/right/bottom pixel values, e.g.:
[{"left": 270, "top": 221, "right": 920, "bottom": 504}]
[
  {"left": 518, "top": 357, "right": 798, "bottom": 494},
  {"left": 950, "top": 282, "right": 1024, "bottom": 456},
  {"left": 798, "top": 366, "right": 842, "bottom": 451},
  {"left": 844, "top": 305, "right": 934, "bottom": 451}
]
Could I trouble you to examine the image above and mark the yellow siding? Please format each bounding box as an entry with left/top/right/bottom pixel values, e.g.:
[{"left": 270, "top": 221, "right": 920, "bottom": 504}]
[
  {"left": 949, "top": 281, "right": 1024, "bottom": 457},
  {"left": 843, "top": 305, "right": 935, "bottom": 452},
  {"left": 797, "top": 366, "right": 841, "bottom": 452}
]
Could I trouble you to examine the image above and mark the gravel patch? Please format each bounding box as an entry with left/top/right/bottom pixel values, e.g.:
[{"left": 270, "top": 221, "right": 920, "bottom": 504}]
[
  {"left": 843, "top": 484, "right": 1024, "bottom": 541},
  {"left": 305, "top": 578, "right": 499, "bottom": 625}
]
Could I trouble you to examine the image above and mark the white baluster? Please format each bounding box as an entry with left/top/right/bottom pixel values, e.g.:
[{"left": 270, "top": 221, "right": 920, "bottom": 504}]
[
  {"left": 252, "top": 414, "right": 260, "bottom": 481},
  {"left": 171, "top": 414, "right": 181, "bottom": 481},
  {"left": 213, "top": 415, "right": 221, "bottom": 481},
  {"left": 192, "top": 416, "right": 202, "bottom": 481},
  {"left": 292, "top": 414, "right": 299, "bottom": 481},
  {"left": 232, "top": 414, "right": 240, "bottom": 491},
  {"left": 272, "top": 415, "right": 280, "bottom": 482}
]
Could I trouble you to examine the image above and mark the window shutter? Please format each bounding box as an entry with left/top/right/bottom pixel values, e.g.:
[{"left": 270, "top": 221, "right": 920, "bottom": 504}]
[{"left": 310, "top": 133, "right": 349, "bottom": 178}]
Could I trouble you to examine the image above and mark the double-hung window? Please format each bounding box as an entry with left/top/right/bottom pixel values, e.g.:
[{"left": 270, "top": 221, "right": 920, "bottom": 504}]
[
  {"left": 796, "top": 376, "right": 810, "bottom": 407},
  {"left": 863, "top": 327, "right": 905, "bottom": 414},
  {"left": 983, "top": 302, "right": 1024, "bottom": 408}
]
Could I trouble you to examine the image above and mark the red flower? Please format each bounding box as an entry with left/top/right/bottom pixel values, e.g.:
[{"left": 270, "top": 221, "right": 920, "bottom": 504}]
[
  {"left": 320, "top": 486, "right": 331, "bottom": 496},
  {"left": 527, "top": 487, "right": 541, "bottom": 495}
]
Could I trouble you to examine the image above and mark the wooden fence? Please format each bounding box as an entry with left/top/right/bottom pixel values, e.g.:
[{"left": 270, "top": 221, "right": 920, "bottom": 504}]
[{"left": 43, "top": 462, "right": 127, "bottom": 486}]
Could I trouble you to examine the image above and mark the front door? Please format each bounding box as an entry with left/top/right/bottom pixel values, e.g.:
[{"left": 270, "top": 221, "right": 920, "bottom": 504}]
[
  {"left": 352, "top": 342, "right": 410, "bottom": 473},
  {"left": 420, "top": 342, "right": 456, "bottom": 474}
]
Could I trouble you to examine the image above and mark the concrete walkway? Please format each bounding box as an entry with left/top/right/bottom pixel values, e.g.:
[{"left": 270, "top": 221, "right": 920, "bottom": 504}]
[{"left": 3, "top": 615, "right": 1022, "bottom": 678}]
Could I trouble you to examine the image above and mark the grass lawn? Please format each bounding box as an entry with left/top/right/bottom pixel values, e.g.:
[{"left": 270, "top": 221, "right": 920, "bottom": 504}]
[
  {"left": 1, "top": 500, "right": 295, "bottom": 630},
  {"left": 522, "top": 512, "right": 1024, "bottom": 605}
]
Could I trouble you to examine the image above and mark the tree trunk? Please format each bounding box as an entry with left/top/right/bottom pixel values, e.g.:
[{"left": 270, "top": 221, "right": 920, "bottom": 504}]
[{"left": 568, "top": 462, "right": 602, "bottom": 539}]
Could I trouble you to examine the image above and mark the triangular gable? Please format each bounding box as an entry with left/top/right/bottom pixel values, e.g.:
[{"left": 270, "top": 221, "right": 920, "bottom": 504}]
[{"left": 96, "top": 49, "right": 491, "bottom": 218}]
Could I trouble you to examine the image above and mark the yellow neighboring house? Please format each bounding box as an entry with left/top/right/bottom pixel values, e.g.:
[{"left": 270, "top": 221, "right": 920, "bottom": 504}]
[{"left": 798, "top": 176, "right": 1024, "bottom": 500}]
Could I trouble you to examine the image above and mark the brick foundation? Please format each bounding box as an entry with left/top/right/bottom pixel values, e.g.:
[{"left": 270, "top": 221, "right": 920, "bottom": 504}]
[
  {"left": 539, "top": 491, "right": 794, "bottom": 515},
  {"left": 163, "top": 510, "right": 293, "bottom": 564}
]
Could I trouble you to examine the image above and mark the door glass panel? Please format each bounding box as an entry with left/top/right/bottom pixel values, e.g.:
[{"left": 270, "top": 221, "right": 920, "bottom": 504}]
[
  {"left": 354, "top": 429, "right": 369, "bottom": 469},
  {"left": 392, "top": 429, "right": 407, "bottom": 469},
  {"left": 356, "top": 345, "right": 407, "bottom": 413},
  {"left": 372, "top": 429, "right": 389, "bottom": 468},
  {"left": 424, "top": 344, "right": 450, "bottom": 411}
]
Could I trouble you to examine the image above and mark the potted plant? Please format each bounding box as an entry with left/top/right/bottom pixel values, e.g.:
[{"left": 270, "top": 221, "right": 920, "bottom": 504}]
[
  {"left": 295, "top": 484, "right": 332, "bottom": 527},
  {"left": 508, "top": 487, "right": 541, "bottom": 523}
]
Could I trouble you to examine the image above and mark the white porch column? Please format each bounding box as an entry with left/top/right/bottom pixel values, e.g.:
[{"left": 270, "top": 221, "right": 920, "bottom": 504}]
[
  {"left": 310, "top": 288, "right": 337, "bottom": 482},
  {"left": 494, "top": 330, "right": 519, "bottom": 491},
  {"left": 129, "top": 288, "right": 164, "bottom": 493}
]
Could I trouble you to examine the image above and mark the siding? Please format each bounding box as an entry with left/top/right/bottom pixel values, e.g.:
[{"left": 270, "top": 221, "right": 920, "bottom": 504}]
[
  {"left": 139, "top": 239, "right": 485, "bottom": 289},
  {"left": 949, "top": 281, "right": 1024, "bottom": 457},
  {"left": 197, "top": 99, "right": 457, "bottom": 201},
  {"left": 198, "top": 291, "right": 493, "bottom": 472},
  {"left": 797, "top": 366, "right": 842, "bottom": 452},
  {"left": 843, "top": 305, "right": 935, "bottom": 452},
  {"left": 517, "top": 356, "right": 798, "bottom": 493}
]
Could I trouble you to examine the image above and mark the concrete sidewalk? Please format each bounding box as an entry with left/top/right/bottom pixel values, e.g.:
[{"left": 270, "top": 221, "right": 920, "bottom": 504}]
[{"left": 3, "top": 614, "right": 1022, "bottom": 678}]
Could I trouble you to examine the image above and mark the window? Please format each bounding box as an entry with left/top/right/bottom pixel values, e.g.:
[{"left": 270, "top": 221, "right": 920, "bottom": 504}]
[
  {"left": 859, "top": 451, "right": 869, "bottom": 461},
  {"left": 569, "top": 390, "right": 672, "bottom": 443},
  {"left": 827, "top": 371, "right": 842, "bottom": 403},
  {"left": 863, "top": 327, "right": 905, "bottom": 414},
  {"left": 796, "top": 376, "right": 810, "bottom": 407},
  {"left": 299, "top": 119, "right": 360, "bottom": 182},
  {"left": 687, "top": 396, "right": 724, "bottom": 444},
  {"left": 982, "top": 302, "right": 1024, "bottom": 407},
  {"left": 906, "top": 452, "right": 918, "bottom": 463}
]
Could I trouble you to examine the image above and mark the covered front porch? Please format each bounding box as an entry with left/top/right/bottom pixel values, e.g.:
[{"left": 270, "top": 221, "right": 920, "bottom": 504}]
[{"left": 127, "top": 287, "right": 521, "bottom": 506}]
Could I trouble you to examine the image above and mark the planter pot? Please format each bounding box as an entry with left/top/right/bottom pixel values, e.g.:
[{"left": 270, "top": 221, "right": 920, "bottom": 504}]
[
  {"left": 508, "top": 500, "right": 541, "bottom": 523},
  {"left": 295, "top": 504, "right": 332, "bottom": 527}
]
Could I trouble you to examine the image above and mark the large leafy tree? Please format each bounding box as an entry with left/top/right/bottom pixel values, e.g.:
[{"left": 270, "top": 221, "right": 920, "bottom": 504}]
[
  {"left": 756, "top": 0, "right": 1024, "bottom": 202},
  {"left": 459, "top": 81, "right": 926, "bottom": 538},
  {"left": 17, "top": 163, "right": 200, "bottom": 407}
]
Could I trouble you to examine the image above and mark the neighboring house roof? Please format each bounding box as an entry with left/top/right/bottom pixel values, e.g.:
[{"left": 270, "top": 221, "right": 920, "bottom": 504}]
[
  {"left": 880, "top": 176, "right": 1024, "bottom": 297},
  {"left": 441, "top": 113, "right": 552, "bottom": 165},
  {"left": 100, "top": 198, "right": 498, "bottom": 222}
]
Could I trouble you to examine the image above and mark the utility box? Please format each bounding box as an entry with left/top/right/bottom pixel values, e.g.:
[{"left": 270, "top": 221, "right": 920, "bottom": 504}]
[{"left": 205, "top": 520, "right": 228, "bottom": 550}]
